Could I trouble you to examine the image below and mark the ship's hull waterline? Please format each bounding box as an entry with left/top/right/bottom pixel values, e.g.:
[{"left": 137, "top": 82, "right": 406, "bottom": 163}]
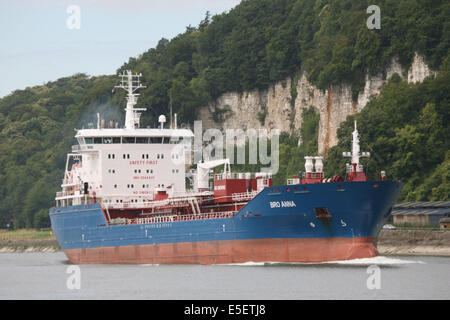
[{"left": 64, "top": 236, "right": 378, "bottom": 265}]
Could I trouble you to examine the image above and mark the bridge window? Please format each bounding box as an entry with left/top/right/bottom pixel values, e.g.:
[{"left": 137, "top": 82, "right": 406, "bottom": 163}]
[
  {"left": 93, "top": 137, "right": 102, "bottom": 144},
  {"left": 136, "top": 137, "right": 148, "bottom": 143},
  {"left": 103, "top": 137, "right": 112, "bottom": 144},
  {"left": 84, "top": 137, "right": 93, "bottom": 144},
  {"left": 170, "top": 137, "right": 183, "bottom": 144},
  {"left": 150, "top": 137, "right": 162, "bottom": 144},
  {"left": 122, "top": 137, "right": 135, "bottom": 143}
]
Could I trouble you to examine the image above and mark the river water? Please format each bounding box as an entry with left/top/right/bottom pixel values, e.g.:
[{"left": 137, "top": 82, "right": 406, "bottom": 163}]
[{"left": 0, "top": 252, "right": 448, "bottom": 300}]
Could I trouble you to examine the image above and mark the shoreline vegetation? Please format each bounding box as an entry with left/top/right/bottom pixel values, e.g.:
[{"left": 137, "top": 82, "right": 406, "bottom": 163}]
[
  {"left": 0, "top": 228, "right": 449, "bottom": 257},
  {"left": 0, "top": 229, "right": 60, "bottom": 253},
  {"left": 377, "top": 229, "right": 450, "bottom": 257}
]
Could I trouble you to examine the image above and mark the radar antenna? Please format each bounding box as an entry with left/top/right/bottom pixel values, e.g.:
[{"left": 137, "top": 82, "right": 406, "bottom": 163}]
[{"left": 114, "top": 70, "right": 147, "bottom": 129}]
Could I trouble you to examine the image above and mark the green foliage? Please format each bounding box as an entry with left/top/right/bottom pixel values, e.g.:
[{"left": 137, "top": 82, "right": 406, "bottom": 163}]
[
  {"left": 299, "top": 107, "right": 320, "bottom": 156},
  {"left": 212, "top": 104, "right": 233, "bottom": 123},
  {"left": 257, "top": 105, "right": 268, "bottom": 125},
  {"left": 324, "top": 66, "right": 449, "bottom": 201},
  {"left": 0, "top": 74, "right": 118, "bottom": 228}
]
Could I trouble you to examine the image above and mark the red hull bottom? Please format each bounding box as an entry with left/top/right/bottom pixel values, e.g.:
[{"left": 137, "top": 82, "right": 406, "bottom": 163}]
[{"left": 64, "top": 237, "right": 378, "bottom": 265}]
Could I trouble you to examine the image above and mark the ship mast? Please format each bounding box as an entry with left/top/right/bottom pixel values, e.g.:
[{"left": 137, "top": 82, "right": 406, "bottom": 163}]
[
  {"left": 343, "top": 120, "right": 370, "bottom": 179},
  {"left": 114, "top": 70, "right": 147, "bottom": 129}
]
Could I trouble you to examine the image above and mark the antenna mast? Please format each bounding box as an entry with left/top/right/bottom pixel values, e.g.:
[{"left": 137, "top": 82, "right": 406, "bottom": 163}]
[
  {"left": 114, "top": 70, "right": 147, "bottom": 129},
  {"left": 343, "top": 120, "right": 370, "bottom": 172}
]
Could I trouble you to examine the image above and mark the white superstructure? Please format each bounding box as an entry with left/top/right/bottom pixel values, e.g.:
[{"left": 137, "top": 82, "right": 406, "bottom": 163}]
[{"left": 56, "top": 71, "right": 194, "bottom": 207}]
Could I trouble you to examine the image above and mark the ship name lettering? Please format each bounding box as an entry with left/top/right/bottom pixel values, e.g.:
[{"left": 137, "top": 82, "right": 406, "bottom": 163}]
[
  {"left": 270, "top": 201, "right": 296, "bottom": 208},
  {"left": 270, "top": 201, "right": 280, "bottom": 208},
  {"left": 281, "top": 200, "right": 296, "bottom": 208}
]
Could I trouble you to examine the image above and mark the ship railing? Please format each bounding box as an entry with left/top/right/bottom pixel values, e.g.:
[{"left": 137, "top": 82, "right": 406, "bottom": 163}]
[
  {"left": 170, "top": 190, "right": 214, "bottom": 198},
  {"left": 56, "top": 191, "right": 81, "bottom": 198},
  {"left": 126, "top": 210, "right": 236, "bottom": 225},
  {"left": 231, "top": 190, "right": 259, "bottom": 201},
  {"left": 214, "top": 172, "right": 272, "bottom": 181},
  {"left": 103, "top": 194, "right": 215, "bottom": 210},
  {"left": 214, "top": 172, "right": 241, "bottom": 180}
]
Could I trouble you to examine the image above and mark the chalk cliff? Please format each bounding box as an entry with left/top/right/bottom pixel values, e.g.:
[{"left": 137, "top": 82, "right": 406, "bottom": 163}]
[{"left": 198, "top": 53, "right": 436, "bottom": 154}]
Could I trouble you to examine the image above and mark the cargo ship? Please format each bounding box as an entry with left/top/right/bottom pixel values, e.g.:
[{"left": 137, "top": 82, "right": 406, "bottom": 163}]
[{"left": 49, "top": 71, "right": 403, "bottom": 264}]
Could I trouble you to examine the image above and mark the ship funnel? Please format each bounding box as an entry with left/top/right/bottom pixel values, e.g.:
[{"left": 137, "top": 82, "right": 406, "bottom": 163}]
[
  {"left": 304, "top": 156, "right": 314, "bottom": 173},
  {"left": 314, "top": 156, "right": 324, "bottom": 173}
]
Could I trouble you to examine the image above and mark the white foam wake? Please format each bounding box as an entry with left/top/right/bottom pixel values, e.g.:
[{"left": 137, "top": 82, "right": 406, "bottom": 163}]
[
  {"left": 221, "top": 256, "right": 425, "bottom": 266},
  {"left": 322, "top": 256, "right": 425, "bottom": 265}
]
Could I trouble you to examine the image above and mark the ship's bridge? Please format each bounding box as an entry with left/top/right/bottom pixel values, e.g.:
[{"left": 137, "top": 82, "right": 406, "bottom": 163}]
[
  {"left": 75, "top": 128, "right": 193, "bottom": 143},
  {"left": 73, "top": 128, "right": 193, "bottom": 152},
  {"left": 56, "top": 70, "right": 198, "bottom": 208}
]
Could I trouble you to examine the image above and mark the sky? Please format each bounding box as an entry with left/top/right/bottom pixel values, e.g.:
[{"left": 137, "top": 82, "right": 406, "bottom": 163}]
[{"left": 0, "top": 0, "right": 241, "bottom": 98}]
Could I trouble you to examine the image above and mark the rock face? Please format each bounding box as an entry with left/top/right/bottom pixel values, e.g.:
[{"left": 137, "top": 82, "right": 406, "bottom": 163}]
[{"left": 198, "top": 53, "right": 436, "bottom": 154}]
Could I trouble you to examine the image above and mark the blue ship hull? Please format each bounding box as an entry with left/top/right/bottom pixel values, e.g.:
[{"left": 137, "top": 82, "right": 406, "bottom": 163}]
[{"left": 50, "top": 181, "right": 402, "bottom": 264}]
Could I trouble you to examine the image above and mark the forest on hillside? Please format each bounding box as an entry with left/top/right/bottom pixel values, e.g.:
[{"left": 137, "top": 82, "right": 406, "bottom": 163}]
[{"left": 0, "top": 0, "right": 448, "bottom": 228}]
